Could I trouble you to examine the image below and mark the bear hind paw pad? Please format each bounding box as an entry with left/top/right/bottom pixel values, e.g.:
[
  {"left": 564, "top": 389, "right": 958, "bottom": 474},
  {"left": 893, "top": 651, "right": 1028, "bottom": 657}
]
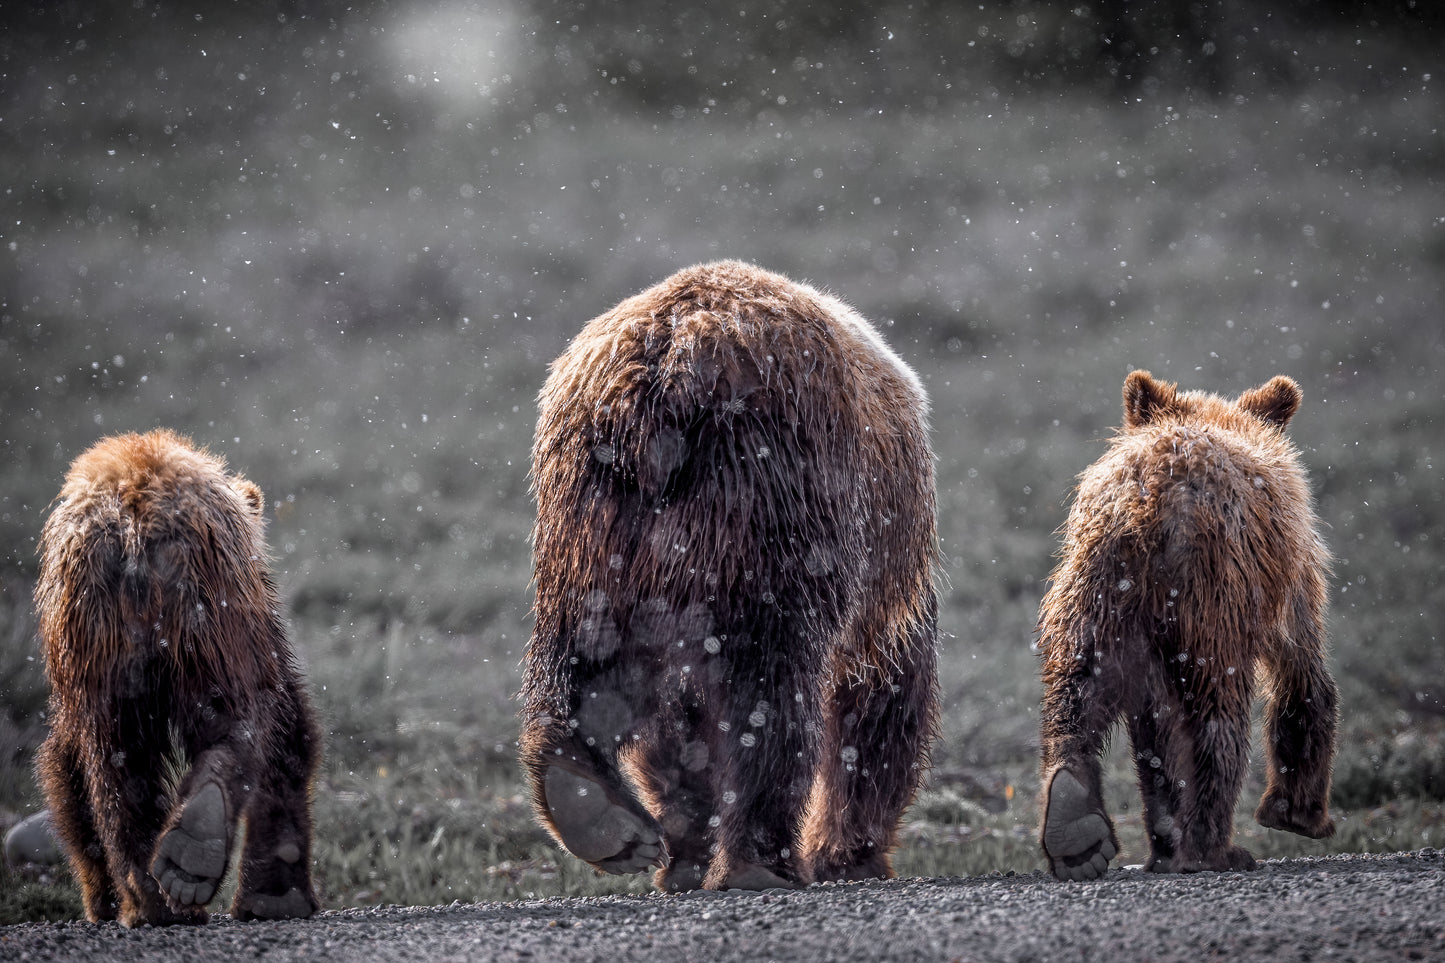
[
  {"left": 151, "top": 782, "right": 229, "bottom": 908},
  {"left": 1043, "top": 769, "right": 1117, "bottom": 882},
  {"left": 543, "top": 767, "right": 666, "bottom": 874}
]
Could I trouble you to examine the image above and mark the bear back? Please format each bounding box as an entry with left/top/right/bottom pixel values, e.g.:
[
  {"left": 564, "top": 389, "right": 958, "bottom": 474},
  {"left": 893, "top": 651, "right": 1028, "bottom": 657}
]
[
  {"left": 36, "top": 429, "right": 286, "bottom": 707},
  {"left": 531, "top": 260, "right": 937, "bottom": 667},
  {"left": 1043, "top": 370, "right": 1328, "bottom": 667}
]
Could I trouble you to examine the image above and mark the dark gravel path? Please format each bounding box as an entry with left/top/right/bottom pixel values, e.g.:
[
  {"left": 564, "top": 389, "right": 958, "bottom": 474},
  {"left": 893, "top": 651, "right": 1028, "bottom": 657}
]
[{"left": 2, "top": 850, "right": 1441, "bottom": 962}]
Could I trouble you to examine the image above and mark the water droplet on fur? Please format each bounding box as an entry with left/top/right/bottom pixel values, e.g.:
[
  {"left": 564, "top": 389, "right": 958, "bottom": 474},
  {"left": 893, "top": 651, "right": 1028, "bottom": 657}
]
[
  {"left": 1117, "top": 578, "right": 1133, "bottom": 591},
  {"left": 748, "top": 710, "right": 766, "bottom": 727},
  {"left": 840, "top": 746, "right": 859, "bottom": 764},
  {"left": 592, "top": 444, "right": 616, "bottom": 464},
  {"left": 762, "top": 592, "right": 776, "bottom": 604},
  {"left": 110, "top": 751, "right": 126, "bottom": 767},
  {"left": 1150, "top": 756, "right": 1162, "bottom": 768},
  {"left": 708, "top": 815, "right": 721, "bottom": 827},
  {"left": 739, "top": 733, "right": 757, "bottom": 747},
  {"left": 722, "top": 791, "right": 737, "bottom": 804},
  {"left": 1226, "top": 666, "right": 1236, "bottom": 675},
  {"left": 609, "top": 554, "right": 624, "bottom": 570},
  {"left": 703, "top": 636, "right": 721, "bottom": 654}
]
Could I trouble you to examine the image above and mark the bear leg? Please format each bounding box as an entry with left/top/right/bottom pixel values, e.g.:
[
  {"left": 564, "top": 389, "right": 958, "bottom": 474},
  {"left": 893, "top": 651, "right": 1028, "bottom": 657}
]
[
  {"left": 520, "top": 650, "right": 669, "bottom": 876},
  {"left": 1125, "top": 706, "right": 1185, "bottom": 870},
  {"left": 79, "top": 717, "right": 208, "bottom": 927},
  {"left": 233, "top": 686, "right": 321, "bottom": 921},
  {"left": 702, "top": 623, "right": 819, "bottom": 890},
  {"left": 622, "top": 717, "right": 718, "bottom": 892},
  {"left": 1139, "top": 672, "right": 1257, "bottom": 874},
  {"left": 1039, "top": 648, "right": 1121, "bottom": 881},
  {"left": 36, "top": 734, "right": 120, "bottom": 922},
  {"left": 1256, "top": 613, "right": 1338, "bottom": 840},
  {"left": 805, "top": 608, "right": 939, "bottom": 883}
]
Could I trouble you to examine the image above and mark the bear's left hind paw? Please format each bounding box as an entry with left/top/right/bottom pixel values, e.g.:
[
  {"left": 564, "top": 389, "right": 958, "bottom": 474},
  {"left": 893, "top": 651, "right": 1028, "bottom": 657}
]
[
  {"left": 152, "top": 782, "right": 231, "bottom": 910},
  {"left": 544, "top": 766, "right": 668, "bottom": 875},
  {"left": 1042, "top": 768, "right": 1117, "bottom": 881}
]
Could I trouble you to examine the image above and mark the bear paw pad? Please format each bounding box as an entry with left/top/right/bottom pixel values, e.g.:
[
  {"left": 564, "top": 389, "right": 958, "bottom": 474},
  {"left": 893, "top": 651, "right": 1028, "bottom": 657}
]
[
  {"left": 544, "top": 767, "right": 667, "bottom": 874},
  {"left": 152, "top": 782, "right": 230, "bottom": 909},
  {"left": 1043, "top": 768, "right": 1117, "bottom": 882}
]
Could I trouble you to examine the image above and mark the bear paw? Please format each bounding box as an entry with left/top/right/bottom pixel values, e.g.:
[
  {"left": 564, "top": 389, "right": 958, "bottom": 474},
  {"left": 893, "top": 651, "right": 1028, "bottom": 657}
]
[
  {"left": 233, "top": 886, "right": 318, "bottom": 921},
  {"left": 151, "top": 782, "right": 231, "bottom": 910},
  {"left": 543, "top": 767, "right": 667, "bottom": 874},
  {"left": 1149, "top": 845, "right": 1257, "bottom": 874},
  {"left": 1042, "top": 768, "right": 1117, "bottom": 882},
  {"left": 1255, "top": 791, "right": 1335, "bottom": 839},
  {"left": 712, "top": 861, "right": 797, "bottom": 891}
]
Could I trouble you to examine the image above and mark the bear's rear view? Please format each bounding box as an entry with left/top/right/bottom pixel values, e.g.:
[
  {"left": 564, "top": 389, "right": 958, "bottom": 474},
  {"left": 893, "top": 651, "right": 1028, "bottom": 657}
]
[
  {"left": 35, "top": 429, "right": 319, "bottom": 925},
  {"left": 1037, "top": 371, "right": 1338, "bottom": 880}
]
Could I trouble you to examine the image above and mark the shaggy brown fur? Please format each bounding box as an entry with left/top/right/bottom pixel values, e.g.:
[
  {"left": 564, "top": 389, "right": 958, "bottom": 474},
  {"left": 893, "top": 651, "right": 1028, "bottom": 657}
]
[
  {"left": 35, "top": 430, "right": 320, "bottom": 926},
  {"left": 522, "top": 260, "right": 940, "bottom": 891},
  {"left": 1038, "top": 371, "right": 1338, "bottom": 880}
]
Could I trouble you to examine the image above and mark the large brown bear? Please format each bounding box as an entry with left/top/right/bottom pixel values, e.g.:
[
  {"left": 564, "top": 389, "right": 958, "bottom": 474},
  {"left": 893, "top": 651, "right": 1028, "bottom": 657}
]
[
  {"left": 1038, "top": 371, "right": 1338, "bottom": 880},
  {"left": 522, "top": 260, "right": 940, "bottom": 891},
  {"left": 35, "top": 429, "right": 320, "bottom": 925}
]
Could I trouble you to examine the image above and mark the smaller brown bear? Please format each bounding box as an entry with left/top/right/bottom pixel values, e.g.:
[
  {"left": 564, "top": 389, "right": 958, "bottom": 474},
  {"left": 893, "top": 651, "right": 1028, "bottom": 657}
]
[
  {"left": 1038, "top": 371, "right": 1338, "bottom": 880},
  {"left": 35, "top": 430, "right": 320, "bottom": 925}
]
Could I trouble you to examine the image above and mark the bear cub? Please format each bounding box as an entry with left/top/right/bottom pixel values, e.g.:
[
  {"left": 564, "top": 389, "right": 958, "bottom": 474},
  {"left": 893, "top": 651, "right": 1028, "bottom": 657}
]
[
  {"left": 35, "top": 429, "right": 320, "bottom": 925},
  {"left": 1038, "top": 371, "right": 1338, "bottom": 880}
]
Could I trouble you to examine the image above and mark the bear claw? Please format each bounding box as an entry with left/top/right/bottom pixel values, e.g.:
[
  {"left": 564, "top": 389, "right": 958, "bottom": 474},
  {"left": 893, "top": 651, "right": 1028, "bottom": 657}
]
[
  {"left": 151, "top": 782, "right": 230, "bottom": 909},
  {"left": 1043, "top": 768, "right": 1117, "bottom": 881},
  {"left": 544, "top": 766, "right": 667, "bottom": 874}
]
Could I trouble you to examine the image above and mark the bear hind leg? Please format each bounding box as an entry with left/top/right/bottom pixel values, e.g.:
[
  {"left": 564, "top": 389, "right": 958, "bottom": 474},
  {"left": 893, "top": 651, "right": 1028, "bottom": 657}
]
[
  {"left": 1039, "top": 646, "right": 1121, "bottom": 881},
  {"left": 37, "top": 734, "right": 120, "bottom": 922},
  {"left": 805, "top": 611, "right": 939, "bottom": 883},
  {"left": 232, "top": 687, "right": 321, "bottom": 921},
  {"left": 1142, "top": 673, "right": 1257, "bottom": 874},
  {"left": 1255, "top": 615, "right": 1338, "bottom": 840}
]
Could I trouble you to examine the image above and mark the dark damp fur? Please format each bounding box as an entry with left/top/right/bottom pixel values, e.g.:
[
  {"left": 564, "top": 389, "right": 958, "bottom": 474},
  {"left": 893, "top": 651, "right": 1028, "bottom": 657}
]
[
  {"left": 1038, "top": 371, "right": 1338, "bottom": 876},
  {"left": 34, "top": 429, "right": 320, "bottom": 926},
  {"left": 522, "top": 260, "right": 941, "bottom": 889}
]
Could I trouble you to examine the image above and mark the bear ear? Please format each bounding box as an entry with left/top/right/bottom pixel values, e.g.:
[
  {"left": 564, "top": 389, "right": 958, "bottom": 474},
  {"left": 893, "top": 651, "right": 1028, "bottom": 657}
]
[
  {"left": 1238, "top": 375, "right": 1302, "bottom": 429},
  {"left": 1122, "top": 370, "right": 1175, "bottom": 428},
  {"left": 233, "top": 479, "right": 265, "bottom": 516}
]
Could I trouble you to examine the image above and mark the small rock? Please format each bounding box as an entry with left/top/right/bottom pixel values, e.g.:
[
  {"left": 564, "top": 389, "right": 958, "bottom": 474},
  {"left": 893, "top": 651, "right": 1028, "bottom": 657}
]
[{"left": 5, "top": 810, "right": 65, "bottom": 866}]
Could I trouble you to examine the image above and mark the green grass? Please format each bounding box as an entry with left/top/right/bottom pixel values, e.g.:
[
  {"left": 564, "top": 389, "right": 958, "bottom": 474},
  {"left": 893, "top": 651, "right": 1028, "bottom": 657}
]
[{"left": 2, "top": 0, "right": 1443, "bottom": 924}]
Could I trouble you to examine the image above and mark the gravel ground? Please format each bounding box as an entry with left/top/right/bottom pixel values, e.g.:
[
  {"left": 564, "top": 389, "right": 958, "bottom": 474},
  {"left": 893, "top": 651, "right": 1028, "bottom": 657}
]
[{"left": 2, "top": 850, "right": 1441, "bottom": 962}]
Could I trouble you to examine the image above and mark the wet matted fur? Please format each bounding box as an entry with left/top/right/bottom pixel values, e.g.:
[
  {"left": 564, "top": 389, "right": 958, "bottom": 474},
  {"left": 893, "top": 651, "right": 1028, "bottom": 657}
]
[
  {"left": 35, "top": 429, "right": 320, "bottom": 925},
  {"left": 1038, "top": 371, "right": 1338, "bottom": 880},
  {"left": 522, "top": 261, "right": 940, "bottom": 890}
]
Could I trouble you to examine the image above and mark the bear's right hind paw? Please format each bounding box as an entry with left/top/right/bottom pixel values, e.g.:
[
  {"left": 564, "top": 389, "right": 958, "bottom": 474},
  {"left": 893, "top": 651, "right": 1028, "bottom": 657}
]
[
  {"left": 151, "top": 782, "right": 231, "bottom": 910},
  {"left": 1042, "top": 768, "right": 1117, "bottom": 882},
  {"left": 543, "top": 767, "right": 668, "bottom": 875}
]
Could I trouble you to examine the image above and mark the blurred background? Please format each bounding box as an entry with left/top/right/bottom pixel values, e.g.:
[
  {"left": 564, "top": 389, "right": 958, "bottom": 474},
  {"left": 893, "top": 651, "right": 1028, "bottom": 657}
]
[{"left": 1, "top": 0, "right": 1441, "bottom": 920}]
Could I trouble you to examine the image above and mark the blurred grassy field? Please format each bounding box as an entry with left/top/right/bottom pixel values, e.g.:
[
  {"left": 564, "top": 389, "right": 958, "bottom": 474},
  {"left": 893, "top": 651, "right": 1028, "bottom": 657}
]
[{"left": 1, "top": 1, "right": 1442, "bottom": 922}]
